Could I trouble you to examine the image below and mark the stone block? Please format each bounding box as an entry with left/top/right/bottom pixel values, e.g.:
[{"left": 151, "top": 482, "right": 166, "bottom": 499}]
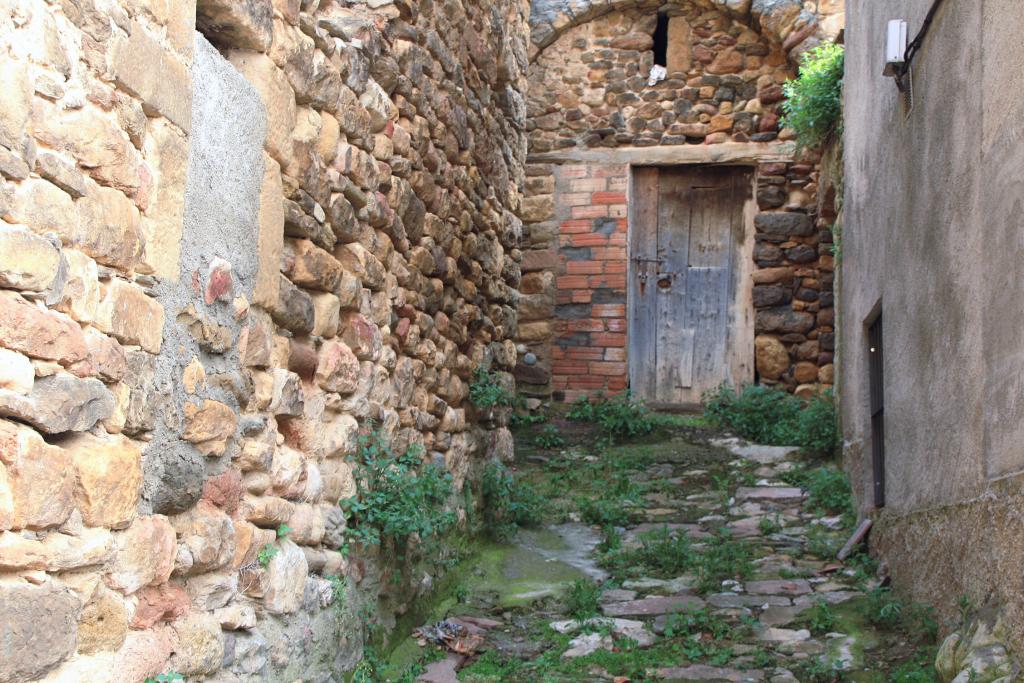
[
  {"left": 105, "top": 515, "right": 176, "bottom": 594},
  {"left": 182, "top": 399, "right": 238, "bottom": 456},
  {"left": 754, "top": 335, "right": 790, "bottom": 381},
  {"left": 76, "top": 585, "right": 128, "bottom": 655},
  {"left": 284, "top": 238, "right": 343, "bottom": 292},
  {"left": 310, "top": 291, "right": 340, "bottom": 337},
  {"left": 253, "top": 155, "right": 285, "bottom": 308},
  {"left": 4, "top": 177, "right": 77, "bottom": 246},
  {"left": 169, "top": 612, "right": 224, "bottom": 676},
  {"left": 338, "top": 312, "right": 382, "bottom": 361},
  {"left": 0, "top": 348, "right": 33, "bottom": 395},
  {"left": 360, "top": 79, "right": 398, "bottom": 133},
  {"left": 755, "top": 307, "right": 815, "bottom": 335},
  {"left": 228, "top": 51, "right": 297, "bottom": 166},
  {"left": 0, "top": 419, "right": 74, "bottom": 530},
  {"left": 78, "top": 182, "right": 143, "bottom": 272},
  {"left": 170, "top": 500, "right": 236, "bottom": 575},
  {"left": 0, "top": 55, "right": 31, "bottom": 156},
  {"left": 0, "top": 373, "right": 114, "bottom": 434},
  {"left": 754, "top": 212, "right": 814, "bottom": 237},
  {"left": 84, "top": 328, "right": 126, "bottom": 383},
  {"left": 185, "top": 571, "right": 238, "bottom": 611},
  {"left": 55, "top": 249, "right": 100, "bottom": 323},
  {"left": 0, "top": 527, "right": 113, "bottom": 572},
  {"left": 335, "top": 242, "right": 385, "bottom": 289},
  {"left": 32, "top": 101, "right": 144, "bottom": 200},
  {"left": 130, "top": 582, "right": 190, "bottom": 629},
  {"left": 94, "top": 279, "right": 165, "bottom": 353},
  {"left": 35, "top": 151, "right": 86, "bottom": 198},
  {"left": 270, "top": 274, "right": 314, "bottom": 335},
  {"left": 110, "top": 22, "right": 193, "bottom": 131},
  {"left": 125, "top": 0, "right": 198, "bottom": 54},
  {"left": 263, "top": 538, "right": 307, "bottom": 614},
  {"left": 0, "top": 579, "right": 80, "bottom": 682},
  {"left": 315, "top": 340, "right": 359, "bottom": 394},
  {"left": 65, "top": 432, "right": 143, "bottom": 529},
  {"left": 0, "top": 224, "right": 60, "bottom": 292},
  {"left": 139, "top": 119, "right": 189, "bottom": 279},
  {"left": 197, "top": 0, "right": 273, "bottom": 51}
]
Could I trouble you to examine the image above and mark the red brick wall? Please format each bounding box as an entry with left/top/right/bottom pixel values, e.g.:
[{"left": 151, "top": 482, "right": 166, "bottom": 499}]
[{"left": 549, "top": 163, "right": 630, "bottom": 402}]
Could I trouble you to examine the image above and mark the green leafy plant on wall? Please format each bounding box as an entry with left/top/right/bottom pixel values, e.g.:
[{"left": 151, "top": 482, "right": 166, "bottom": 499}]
[
  {"left": 340, "top": 427, "right": 455, "bottom": 553},
  {"left": 782, "top": 43, "right": 845, "bottom": 150},
  {"left": 469, "top": 366, "right": 515, "bottom": 409}
]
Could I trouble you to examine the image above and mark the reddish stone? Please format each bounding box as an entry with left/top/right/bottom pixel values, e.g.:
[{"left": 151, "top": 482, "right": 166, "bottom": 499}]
[
  {"left": 130, "top": 583, "right": 189, "bottom": 629},
  {"left": 288, "top": 338, "right": 318, "bottom": 380},
  {"left": 201, "top": 469, "right": 242, "bottom": 515},
  {"left": 395, "top": 317, "right": 411, "bottom": 342},
  {"left": 759, "top": 113, "right": 780, "bottom": 133},
  {"left": 759, "top": 85, "right": 785, "bottom": 104},
  {"left": 204, "top": 258, "right": 233, "bottom": 305}
]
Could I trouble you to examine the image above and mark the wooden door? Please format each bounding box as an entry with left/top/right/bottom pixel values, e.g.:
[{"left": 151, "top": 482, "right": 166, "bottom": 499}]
[{"left": 629, "top": 166, "right": 750, "bottom": 406}]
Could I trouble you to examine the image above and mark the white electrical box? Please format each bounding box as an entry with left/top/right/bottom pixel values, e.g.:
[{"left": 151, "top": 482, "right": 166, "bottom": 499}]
[{"left": 883, "top": 19, "right": 908, "bottom": 76}]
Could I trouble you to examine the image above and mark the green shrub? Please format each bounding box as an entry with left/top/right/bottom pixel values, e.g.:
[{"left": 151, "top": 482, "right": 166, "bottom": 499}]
[
  {"left": 577, "top": 496, "right": 633, "bottom": 527},
  {"left": 702, "top": 383, "right": 839, "bottom": 457},
  {"left": 341, "top": 428, "right": 456, "bottom": 552},
  {"left": 611, "top": 526, "right": 695, "bottom": 577},
  {"left": 566, "top": 579, "right": 602, "bottom": 620},
  {"left": 481, "top": 461, "right": 545, "bottom": 542},
  {"left": 804, "top": 467, "right": 856, "bottom": 526},
  {"left": 535, "top": 424, "right": 565, "bottom": 450},
  {"left": 469, "top": 366, "right": 514, "bottom": 409},
  {"left": 782, "top": 43, "right": 845, "bottom": 149},
  {"left": 568, "top": 391, "right": 654, "bottom": 444}
]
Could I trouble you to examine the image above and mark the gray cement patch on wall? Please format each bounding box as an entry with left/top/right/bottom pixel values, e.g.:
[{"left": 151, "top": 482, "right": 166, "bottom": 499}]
[{"left": 141, "top": 33, "right": 267, "bottom": 515}]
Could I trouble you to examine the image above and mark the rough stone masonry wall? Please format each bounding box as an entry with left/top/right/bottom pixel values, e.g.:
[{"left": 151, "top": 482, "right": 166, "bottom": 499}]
[
  {"left": 516, "top": 0, "right": 839, "bottom": 400},
  {"left": 0, "top": 0, "right": 529, "bottom": 681}
]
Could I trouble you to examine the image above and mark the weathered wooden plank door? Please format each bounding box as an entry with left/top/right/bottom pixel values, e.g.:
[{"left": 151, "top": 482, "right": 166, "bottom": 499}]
[{"left": 629, "top": 166, "right": 750, "bottom": 406}]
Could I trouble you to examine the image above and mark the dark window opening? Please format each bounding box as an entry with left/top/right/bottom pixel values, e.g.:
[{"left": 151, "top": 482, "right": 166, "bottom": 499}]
[
  {"left": 652, "top": 13, "right": 670, "bottom": 67},
  {"left": 868, "top": 312, "right": 885, "bottom": 508}
]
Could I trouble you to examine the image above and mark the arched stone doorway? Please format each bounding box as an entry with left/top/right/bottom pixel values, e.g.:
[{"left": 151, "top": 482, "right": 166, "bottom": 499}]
[{"left": 516, "top": 0, "right": 842, "bottom": 405}]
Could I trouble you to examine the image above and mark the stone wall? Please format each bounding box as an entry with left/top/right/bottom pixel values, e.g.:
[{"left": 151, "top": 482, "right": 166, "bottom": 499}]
[
  {"left": 517, "top": 0, "right": 840, "bottom": 400},
  {"left": 0, "top": 0, "right": 529, "bottom": 680}
]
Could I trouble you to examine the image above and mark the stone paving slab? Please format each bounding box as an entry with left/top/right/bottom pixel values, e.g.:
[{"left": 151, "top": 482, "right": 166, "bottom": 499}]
[
  {"left": 602, "top": 594, "right": 706, "bottom": 617},
  {"left": 735, "top": 487, "right": 803, "bottom": 503},
  {"left": 745, "top": 579, "right": 813, "bottom": 596},
  {"left": 657, "top": 664, "right": 766, "bottom": 682}
]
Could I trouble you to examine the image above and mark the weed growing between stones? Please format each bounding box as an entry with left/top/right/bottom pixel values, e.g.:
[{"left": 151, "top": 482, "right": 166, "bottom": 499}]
[
  {"left": 257, "top": 542, "right": 278, "bottom": 566},
  {"left": 469, "top": 365, "right": 515, "bottom": 409},
  {"left": 481, "top": 461, "right": 545, "bottom": 542},
  {"left": 340, "top": 428, "right": 455, "bottom": 556},
  {"left": 704, "top": 383, "right": 841, "bottom": 457},
  {"left": 694, "top": 531, "right": 755, "bottom": 594},
  {"left": 144, "top": 674, "right": 184, "bottom": 683},
  {"left": 567, "top": 391, "right": 655, "bottom": 446},
  {"left": 566, "top": 579, "right": 603, "bottom": 620}
]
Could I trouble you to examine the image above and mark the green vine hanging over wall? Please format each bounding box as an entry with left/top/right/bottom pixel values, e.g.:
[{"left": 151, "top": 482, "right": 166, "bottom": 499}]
[{"left": 782, "top": 43, "right": 845, "bottom": 150}]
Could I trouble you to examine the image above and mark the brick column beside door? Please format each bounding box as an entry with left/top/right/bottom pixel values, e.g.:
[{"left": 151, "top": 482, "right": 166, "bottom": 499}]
[{"left": 550, "top": 163, "right": 630, "bottom": 402}]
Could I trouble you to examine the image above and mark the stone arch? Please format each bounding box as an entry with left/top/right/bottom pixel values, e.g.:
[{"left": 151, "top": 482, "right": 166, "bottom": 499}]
[{"left": 529, "top": 0, "right": 834, "bottom": 65}]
